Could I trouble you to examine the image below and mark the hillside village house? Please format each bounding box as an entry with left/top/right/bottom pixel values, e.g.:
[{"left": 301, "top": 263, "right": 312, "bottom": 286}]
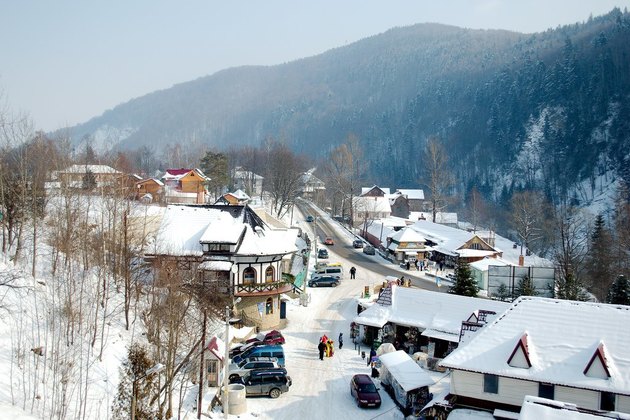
[
  {"left": 232, "top": 167, "right": 264, "bottom": 198},
  {"left": 145, "top": 204, "right": 303, "bottom": 330},
  {"left": 161, "top": 168, "right": 210, "bottom": 204},
  {"left": 216, "top": 189, "right": 250, "bottom": 205},
  {"left": 46, "top": 164, "right": 124, "bottom": 191},
  {"left": 353, "top": 284, "right": 509, "bottom": 364},
  {"left": 135, "top": 178, "right": 164, "bottom": 203},
  {"left": 385, "top": 227, "right": 428, "bottom": 263},
  {"left": 300, "top": 170, "right": 326, "bottom": 202},
  {"left": 439, "top": 297, "right": 630, "bottom": 416}
]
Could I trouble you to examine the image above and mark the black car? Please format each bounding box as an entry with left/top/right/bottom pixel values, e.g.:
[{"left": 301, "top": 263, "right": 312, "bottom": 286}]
[
  {"left": 306, "top": 215, "right": 314, "bottom": 222},
  {"left": 352, "top": 239, "right": 364, "bottom": 248},
  {"left": 363, "top": 245, "right": 376, "bottom": 255},
  {"left": 308, "top": 275, "right": 339, "bottom": 287},
  {"left": 236, "top": 368, "right": 292, "bottom": 398},
  {"left": 318, "top": 249, "right": 329, "bottom": 259}
]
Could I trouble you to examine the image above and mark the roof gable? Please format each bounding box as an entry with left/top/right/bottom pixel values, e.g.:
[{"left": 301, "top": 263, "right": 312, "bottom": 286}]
[
  {"left": 583, "top": 342, "right": 611, "bottom": 379},
  {"left": 507, "top": 333, "right": 532, "bottom": 369}
]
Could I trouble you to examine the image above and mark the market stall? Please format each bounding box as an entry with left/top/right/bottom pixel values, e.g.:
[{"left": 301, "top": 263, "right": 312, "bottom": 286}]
[{"left": 379, "top": 350, "right": 435, "bottom": 416}]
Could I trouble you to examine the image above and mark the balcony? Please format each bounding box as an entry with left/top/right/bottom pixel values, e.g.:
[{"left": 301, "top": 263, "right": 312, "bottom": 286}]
[{"left": 234, "top": 280, "right": 294, "bottom": 297}]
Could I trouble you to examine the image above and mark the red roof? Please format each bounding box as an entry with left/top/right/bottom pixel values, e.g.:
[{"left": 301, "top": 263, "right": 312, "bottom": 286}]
[{"left": 166, "top": 168, "right": 192, "bottom": 176}]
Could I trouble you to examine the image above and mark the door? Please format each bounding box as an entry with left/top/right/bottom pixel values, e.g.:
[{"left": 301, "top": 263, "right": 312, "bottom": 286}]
[{"left": 280, "top": 301, "right": 287, "bottom": 319}]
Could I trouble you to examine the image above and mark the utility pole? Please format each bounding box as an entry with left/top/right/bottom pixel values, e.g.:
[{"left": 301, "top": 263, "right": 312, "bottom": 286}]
[{"left": 198, "top": 310, "right": 207, "bottom": 418}]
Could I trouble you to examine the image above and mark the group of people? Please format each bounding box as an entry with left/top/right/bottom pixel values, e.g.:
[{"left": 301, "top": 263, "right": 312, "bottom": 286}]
[
  {"left": 317, "top": 333, "right": 343, "bottom": 360},
  {"left": 405, "top": 258, "right": 431, "bottom": 271}
]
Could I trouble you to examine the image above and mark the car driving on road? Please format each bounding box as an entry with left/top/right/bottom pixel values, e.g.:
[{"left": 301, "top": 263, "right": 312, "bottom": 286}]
[
  {"left": 363, "top": 245, "right": 376, "bottom": 255},
  {"left": 317, "top": 249, "right": 329, "bottom": 259},
  {"left": 324, "top": 237, "right": 334, "bottom": 245},
  {"left": 352, "top": 239, "right": 364, "bottom": 248}
]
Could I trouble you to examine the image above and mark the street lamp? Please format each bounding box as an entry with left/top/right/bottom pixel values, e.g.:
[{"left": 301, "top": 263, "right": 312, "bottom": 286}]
[
  {"left": 223, "top": 297, "right": 241, "bottom": 418},
  {"left": 131, "top": 363, "right": 165, "bottom": 420}
]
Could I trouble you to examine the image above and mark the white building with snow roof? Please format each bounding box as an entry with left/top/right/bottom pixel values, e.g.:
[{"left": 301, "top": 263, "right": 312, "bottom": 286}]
[
  {"left": 353, "top": 284, "right": 509, "bottom": 362},
  {"left": 145, "top": 204, "right": 302, "bottom": 330},
  {"left": 439, "top": 296, "right": 630, "bottom": 416}
]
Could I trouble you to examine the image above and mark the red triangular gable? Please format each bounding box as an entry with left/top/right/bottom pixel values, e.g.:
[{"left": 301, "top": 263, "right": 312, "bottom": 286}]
[
  {"left": 584, "top": 342, "right": 611, "bottom": 379},
  {"left": 507, "top": 333, "right": 532, "bottom": 369}
]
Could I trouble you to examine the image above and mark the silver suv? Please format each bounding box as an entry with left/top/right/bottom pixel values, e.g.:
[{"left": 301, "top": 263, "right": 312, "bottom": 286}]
[{"left": 228, "top": 357, "right": 279, "bottom": 381}]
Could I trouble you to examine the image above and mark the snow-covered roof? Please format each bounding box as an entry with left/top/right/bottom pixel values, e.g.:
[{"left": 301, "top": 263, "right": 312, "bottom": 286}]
[
  {"left": 519, "top": 396, "right": 621, "bottom": 420},
  {"left": 352, "top": 196, "right": 392, "bottom": 214},
  {"left": 396, "top": 189, "right": 425, "bottom": 200},
  {"left": 233, "top": 167, "right": 264, "bottom": 180},
  {"left": 198, "top": 261, "right": 233, "bottom": 271},
  {"left": 440, "top": 297, "right": 630, "bottom": 395},
  {"left": 56, "top": 164, "right": 122, "bottom": 175},
  {"left": 379, "top": 350, "right": 435, "bottom": 391},
  {"left": 162, "top": 168, "right": 210, "bottom": 181},
  {"left": 137, "top": 177, "right": 164, "bottom": 186},
  {"left": 353, "top": 285, "right": 509, "bottom": 341},
  {"left": 410, "top": 212, "right": 458, "bottom": 224},
  {"left": 361, "top": 186, "right": 390, "bottom": 195},
  {"left": 390, "top": 227, "right": 425, "bottom": 244},
  {"left": 229, "top": 189, "right": 250, "bottom": 200},
  {"left": 150, "top": 205, "right": 297, "bottom": 257},
  {"left": 470, "top": 258, "right": 510, "bottom": 271}
]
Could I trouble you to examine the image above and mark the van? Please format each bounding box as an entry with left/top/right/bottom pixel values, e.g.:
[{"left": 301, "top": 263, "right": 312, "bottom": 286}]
[
  {"left": 312, "top": 264, "right": 343, "bottom": 280},
  {"left": 233, "top": 345, "right": 285, "bottom": 367}
]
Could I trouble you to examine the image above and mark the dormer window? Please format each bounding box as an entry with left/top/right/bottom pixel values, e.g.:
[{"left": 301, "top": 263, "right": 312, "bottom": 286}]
[
  {"left": 508, "top": 333, "right": 532, "bottom": 369},
  {"left": 205, "top": 243, "right": 230, "bottom": 253},
  {"left": 584, "top": 342, "right": 611, "bottom": 379}
]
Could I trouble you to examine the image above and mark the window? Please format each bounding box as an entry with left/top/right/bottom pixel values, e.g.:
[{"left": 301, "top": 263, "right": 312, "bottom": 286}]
[
  {"left": 538, "top": 383, "right": 554, "bottom": 400},
  {"left": 243, "top": 267, "right": 256, "bottom": 284},
  {"left": 207, "top": 243, "right": 230, "bottom": 252},
  {"left": 266, "top": 297, "right": 273, "bottom": 315},
  {"left": 600, "top": 392, "right": 615, "bottom": 411},
  {"left": 265, "top": 266, "right": 274, "bottom": 283},
  {"left": 483, "top": 374, "right": 499, "bottom": 394}
]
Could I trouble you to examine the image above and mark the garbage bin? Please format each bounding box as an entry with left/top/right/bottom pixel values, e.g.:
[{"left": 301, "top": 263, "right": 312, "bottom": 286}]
[{"left": 227, "top": 383, "right": 247, "bottom": 415}]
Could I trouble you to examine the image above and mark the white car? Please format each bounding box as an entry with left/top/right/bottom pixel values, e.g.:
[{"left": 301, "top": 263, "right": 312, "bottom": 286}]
[{"left": 228, "top": 357, "right": 280, "bottom": 381}]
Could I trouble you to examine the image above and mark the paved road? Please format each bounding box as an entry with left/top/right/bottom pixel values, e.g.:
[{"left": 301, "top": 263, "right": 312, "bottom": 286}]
[{"left": 297, "top": 199, "right": 442, "bottom": 293}]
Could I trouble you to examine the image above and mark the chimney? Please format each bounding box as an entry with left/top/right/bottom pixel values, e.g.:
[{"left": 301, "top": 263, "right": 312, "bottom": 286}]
[{"left": 518, "top": 254, "right": 524, "bottom": 266}]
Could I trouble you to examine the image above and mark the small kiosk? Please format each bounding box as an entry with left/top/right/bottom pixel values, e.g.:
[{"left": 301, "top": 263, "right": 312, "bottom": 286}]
[{"left": 379, "top": 350, "right": 435, "bottom": 416}]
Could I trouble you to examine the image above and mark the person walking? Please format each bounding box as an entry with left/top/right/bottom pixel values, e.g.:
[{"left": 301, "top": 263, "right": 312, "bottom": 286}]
[
  {"left": 350, "top": 266, "right": 356, "bottom": 279},
  {"left": 338, "top": 332, "right": 343, "bottom": 349},
  {"left": 318, "top": 340, "right": 325, "bottom": 360},
  {"left": 405, "top": 261, "right": 410, "bottom": 270},
  {"left": 367, "top": 347, "right": 377, "bottom": 366}
]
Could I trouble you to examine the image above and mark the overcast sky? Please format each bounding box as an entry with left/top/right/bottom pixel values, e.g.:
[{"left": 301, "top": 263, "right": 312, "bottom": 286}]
[{"left": 0, "top": 1, "right": 626, "bottom": 132}]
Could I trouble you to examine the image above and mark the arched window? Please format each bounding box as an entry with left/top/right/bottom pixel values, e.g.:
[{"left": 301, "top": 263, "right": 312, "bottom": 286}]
[
  {"left": 243, "top": 267, "right": 256, "bottom": 285},
  {"left": 265, "top": 266, "right": 275, "bottom": 283},
  {"left": 265, "top": 297, "right": 273, "bottom": 315}
]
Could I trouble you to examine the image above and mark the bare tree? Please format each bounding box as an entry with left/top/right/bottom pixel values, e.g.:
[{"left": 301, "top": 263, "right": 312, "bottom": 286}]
[
  {"left": 420, "top": 137, "right": 453, "bottom": 223},
  {"left": 552, "top": 205, "right": 589, "bottom": 301},
  {"left": 509, "top": 190, "right": 550, "bottom": 256},
  {"left": 265, "top": 142, "right": 307, "bottom": 218},
  {"left": 324, "top": 134, "right": 363, "bottom": 226}
]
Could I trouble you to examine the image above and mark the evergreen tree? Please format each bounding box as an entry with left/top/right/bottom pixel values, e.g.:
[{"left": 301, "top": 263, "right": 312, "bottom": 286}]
[
  {"left": 516, "top": 274, "right": 538, "bottom": 297},
  {"left": 554, "top": 272, "right": 589, "bottom": 301},
  {"left": 494, "top": 283, "right": 512, "bottom": 301},
  {"left": 584, "top": 213, "right": 614, "bottom": 301},
  {"left": 200, "top": 150, "right": 229, "bottom": 200},
  {"left": 607, "top": 275, "right": 630, "bottom": 305},
  {"left": 448, "top": 259, "right": 479, "bottom": 297},
  {"left": 82, "top": 169, "right": 97, "bottom": 190},
  {"left": 112, "top": 343, "right": 160, "bottom": 420}
]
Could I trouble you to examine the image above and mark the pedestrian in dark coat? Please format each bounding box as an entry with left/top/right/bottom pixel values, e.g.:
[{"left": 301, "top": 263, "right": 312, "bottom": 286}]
[
  {"left": 339, "top": 333, "right": 343, "bottom": 349},
  {"left": 368, "top": 347, "right": 377, "bottom": 366},
  {"left": 350, "top": 266, "right": 356, "bottom": 279},
  {"left": 406, "top": 261, "right": 410, "bottom": 270},
  {"left": 318, "top": 340, "right": 325, "bottom": 360}
]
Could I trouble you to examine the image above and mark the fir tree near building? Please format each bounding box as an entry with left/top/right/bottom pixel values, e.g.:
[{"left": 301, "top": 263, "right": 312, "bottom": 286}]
[
  {"left": 607, "top": 275, "right": 630, "bottom": 305},
  {"left": 516, "top": 274, "right": 538, "bottom": 297},
  {"left": 448, "top": 259, "right": 479, "bottom": 297}
]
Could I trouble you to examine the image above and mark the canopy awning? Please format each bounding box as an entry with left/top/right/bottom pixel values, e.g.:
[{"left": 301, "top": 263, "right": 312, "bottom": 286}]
[
  {"left": 379, "top": 350, "right": 435, "bottom": 391},
  {"left": 421, "top": 328, "right": 460, "bottom": 343}
]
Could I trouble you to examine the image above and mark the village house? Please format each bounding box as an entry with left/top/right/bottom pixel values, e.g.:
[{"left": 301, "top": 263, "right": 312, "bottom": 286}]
[
  {"left": 385, "top": 227, "right": 428, "bottom": 263},
  {"left": 46, "top": 164, "right": 125, "bottom": 191},
  {"left": 216, "top": 189, "right": 250, "bottom": 205},
  {"left": 161, "top": 168, "right": 210, "bottom": 204},
  {"left": 353, "top": 284, "right": 509, "bottom": 366},
  {"left": 299, "top": 170, "right": 326, "bottom": 202},
  {"left": 439, "top": 296, "right": 630, "bottom": 416},
  {"left": 144, "top": 204, "right": 305, "bottom": 331},
  {"left": 232, "top": 167, "right": 264, "bottom": 198},
  {"left": 135, "top": 178, "right": 164, "bottom": 203}
]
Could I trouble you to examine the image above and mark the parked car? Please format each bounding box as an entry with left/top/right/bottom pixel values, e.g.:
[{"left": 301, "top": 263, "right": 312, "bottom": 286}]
[
  {"left": 263, "top": 330, "right": 286, "bottom": 345},
  {"left": 350, "top": 374, "right": 382, "bottom": 408},
  {"left": 363, "top": 245, "right": 376, "bottom": 255},
  {"left": 236, "top": 368, "right": 292, "bottom": 398},
  {"left": 228, "top": 357, "right": 280, "bottom": 381},
  {"left": 229, "top": 339, "right": 264, "bottom": 358},
  {"left": 232, "top": 345, "right": 285, "bottom": 367},
  {"left": 306, "top": 215, "right": 314, "bottom": 222},
  {"left": 308, "top": 275, "right": 340, "bottom": 288},
  {"left": 324, "top": 237, "right": 334, "bottom": 245},
  {"left": 318, "top": 249, "right": 329, "bottom": 259},
  {"left": 352, "top": 239, "right": 364, "bottom": 248}
]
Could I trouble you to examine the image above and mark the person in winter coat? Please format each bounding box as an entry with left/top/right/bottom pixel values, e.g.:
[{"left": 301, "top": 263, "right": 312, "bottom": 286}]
[
  {"left": 338, "top": 332, "right": 343, "bottom": 349},
  {"left": 367, "top": 347, "right": 377, "bottom": 366},
  {"left": 318, "top": 340, "right": 325, "bottom": 360},
  {"left": 350, "top": 266, "right": 356, "bottom": 279}
]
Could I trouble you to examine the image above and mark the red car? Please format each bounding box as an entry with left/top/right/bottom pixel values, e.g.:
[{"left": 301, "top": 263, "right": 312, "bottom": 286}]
[
  {"left": 263, "top": 330, "right": 286, "bottom": 345},
  {"left": 350, "top": 374, "right": 382, "bottom": 408},
  {"left": 324, "top": 237, "right": 334, "bottom": 245}
]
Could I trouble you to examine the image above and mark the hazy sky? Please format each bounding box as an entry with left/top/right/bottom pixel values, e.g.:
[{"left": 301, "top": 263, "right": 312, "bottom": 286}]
[{"left": 0, "top": 1, "right": 626, "bottom": 131}]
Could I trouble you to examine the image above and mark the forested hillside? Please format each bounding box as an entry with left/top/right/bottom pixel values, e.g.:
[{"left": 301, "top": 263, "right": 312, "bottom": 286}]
[{"left": 65, "top": 9, "right": 630, "bottom": 207}]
